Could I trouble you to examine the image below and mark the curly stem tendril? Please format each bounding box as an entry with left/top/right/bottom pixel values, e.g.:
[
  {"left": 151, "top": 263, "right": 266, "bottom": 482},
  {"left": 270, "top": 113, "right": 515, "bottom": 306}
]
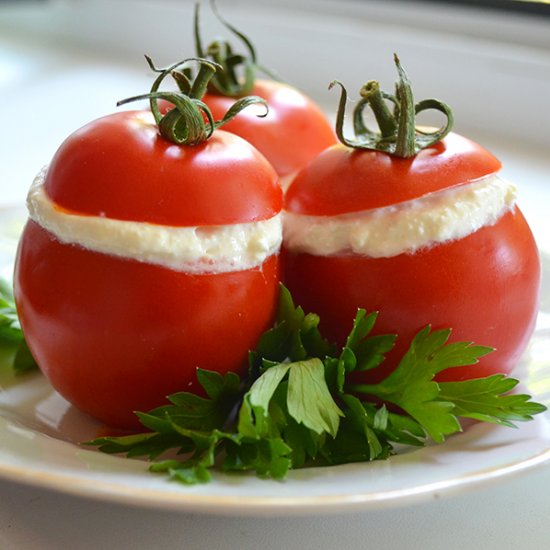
[
  {"left": 194, "top": 0, "right": 280, "bottom": 97},
  {"left": 117, "top": 56, "right": 268, "bottom": 146},
  {"left": 331, "top": 54, "right": 454, "bottom": 158}
]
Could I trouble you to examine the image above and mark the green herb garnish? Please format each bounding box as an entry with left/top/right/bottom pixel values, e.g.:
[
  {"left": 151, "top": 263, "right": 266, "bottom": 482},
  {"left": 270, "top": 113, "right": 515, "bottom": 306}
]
[
  {"left": 87, "top": 286, "right": 547, "bottom": 484},
  {"left": 0, "top": 279, "right": 38, "bottom": 374}
]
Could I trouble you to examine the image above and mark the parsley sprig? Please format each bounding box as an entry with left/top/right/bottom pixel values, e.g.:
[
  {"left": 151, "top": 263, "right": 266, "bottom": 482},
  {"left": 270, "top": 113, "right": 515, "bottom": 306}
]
[
  {"left": 87, "top": 286, "right": 546, "bottom": 484},
  {"left": 0, "top": 279, "right": 38, "bottom": 374}
]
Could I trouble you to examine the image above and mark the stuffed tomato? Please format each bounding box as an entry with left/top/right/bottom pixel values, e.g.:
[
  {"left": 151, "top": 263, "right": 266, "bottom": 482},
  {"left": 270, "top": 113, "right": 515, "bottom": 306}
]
[
  {"left": 14, "top": 60, "right": 283, "bottom": 429},
  {"left": 283, "top": 57, "right": 540, "bottom": 382}
]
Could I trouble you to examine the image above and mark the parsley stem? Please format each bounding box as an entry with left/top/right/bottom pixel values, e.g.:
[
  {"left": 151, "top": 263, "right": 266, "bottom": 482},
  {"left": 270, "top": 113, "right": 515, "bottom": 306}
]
[{"left": 346, "top": 383, "right": 387, "bottom": 397}]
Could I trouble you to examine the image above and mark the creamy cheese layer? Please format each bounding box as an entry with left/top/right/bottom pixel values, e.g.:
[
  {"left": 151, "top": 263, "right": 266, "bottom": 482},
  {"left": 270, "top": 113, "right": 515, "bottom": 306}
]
[
  {"left": 28, "top": 168, "right": 282, "bottom": 274},
  {"left": 283, "top": 174, "right": 516, "bottom": 258}
]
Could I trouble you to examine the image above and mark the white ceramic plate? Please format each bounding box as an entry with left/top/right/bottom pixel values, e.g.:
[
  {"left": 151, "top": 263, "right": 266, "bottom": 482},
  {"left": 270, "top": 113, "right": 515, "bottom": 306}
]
[{"left": 0, "top": 208, "right": 549, "bottom": 516}]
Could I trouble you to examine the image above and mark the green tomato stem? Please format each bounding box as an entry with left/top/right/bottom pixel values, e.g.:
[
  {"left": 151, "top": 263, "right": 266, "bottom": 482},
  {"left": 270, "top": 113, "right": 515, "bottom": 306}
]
[
  {"left": 190, "top": 61, "right": 217, "bottom": 99},
  {"left": 331, "top": 54, "right": 454, "bottom": 158},
  {"left": 359, "top": 81, "right": 397, "bottom": 140},
  {"left": 393, "top": 54, "right": 417, "bottom": 158},
  {"left": 195, "top": 1, "right": 256, "bottom": 97},
  {"left": 117, "top": 56, "right": 267, "bottom": 146},
  {"left": 194, "top": 0, "right": 281, "bottom": 97}
]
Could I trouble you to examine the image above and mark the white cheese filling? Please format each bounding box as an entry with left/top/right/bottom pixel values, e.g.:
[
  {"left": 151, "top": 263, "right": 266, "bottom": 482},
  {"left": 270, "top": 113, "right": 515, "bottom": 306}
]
[
  {"left": 27, "top": 168, "right": 282, "bottom": 274},
  {"left": 283, "top": 174, "right": 516, "bottom": 258}
]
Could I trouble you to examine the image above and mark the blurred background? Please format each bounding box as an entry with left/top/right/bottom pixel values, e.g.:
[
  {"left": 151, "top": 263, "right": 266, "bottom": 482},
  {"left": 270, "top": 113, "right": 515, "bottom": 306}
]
[{"left": 1, "top": 0, "right": 549, "bottom": 225}]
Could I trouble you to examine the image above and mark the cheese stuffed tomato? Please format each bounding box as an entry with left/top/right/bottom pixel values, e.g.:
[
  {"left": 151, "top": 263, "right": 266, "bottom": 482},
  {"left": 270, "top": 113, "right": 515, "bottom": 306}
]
[
  {"left": 14, "top": 60, "right": 283, "bottom": 429},
  {"left": 283, "top": 57, "right": 540, "bottom": 383}
]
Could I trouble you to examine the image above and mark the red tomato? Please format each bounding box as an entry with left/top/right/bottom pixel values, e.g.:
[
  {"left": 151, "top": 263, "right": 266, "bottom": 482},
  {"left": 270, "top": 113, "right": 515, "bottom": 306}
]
[
  {"left": 161, "top": 80, "right": 337, "bottom": 180},
  {"left": 15, "top": 110, "right": 282, "bottom": 429},
  {"left": 283, "top": 133, "right": 541, "bottom": 382}
]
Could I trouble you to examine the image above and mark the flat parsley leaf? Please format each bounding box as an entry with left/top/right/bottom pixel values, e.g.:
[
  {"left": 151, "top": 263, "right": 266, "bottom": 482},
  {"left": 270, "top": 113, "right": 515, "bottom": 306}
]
[
  {"left": 348, "top": 326, "right": 494, "bottom": 442},
  {"left": 438, "top": 375, "right": 548, "bottom": 427},
  {"left": 287, "top": 359, "right": 344, "bottom": 437}
]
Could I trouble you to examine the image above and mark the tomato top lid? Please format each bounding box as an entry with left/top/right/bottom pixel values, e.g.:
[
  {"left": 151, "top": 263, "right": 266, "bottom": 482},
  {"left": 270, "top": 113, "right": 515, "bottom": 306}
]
[
  {"left": 284, "top": 136, "right": 501, "bottom": 215},
  {"left": 44, "top": 110, "right": 281, "bottom": 226},
  {"left": 43, "top": 58, "right": 282, "bottom": 226},
  {"left": 285, "top": 54, "right": 501, "bottom": 216}
]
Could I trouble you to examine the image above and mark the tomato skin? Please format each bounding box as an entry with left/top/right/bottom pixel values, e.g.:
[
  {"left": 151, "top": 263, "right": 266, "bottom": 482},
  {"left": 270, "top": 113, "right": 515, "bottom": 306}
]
[
  {"left": 162, "top": 80, "right": 337, "bottom": 178},
  {"left": 285, "top": 134, "right": 502, "bottom": 216},
  {"left": 15, "top": 221, "right": 280, "bottom": 428},
  {"left": 45, "top": 110, "right": 282, "bottom": 226},
  {"left": 283, "top": 208, "right": 540, "bottom": 382}
]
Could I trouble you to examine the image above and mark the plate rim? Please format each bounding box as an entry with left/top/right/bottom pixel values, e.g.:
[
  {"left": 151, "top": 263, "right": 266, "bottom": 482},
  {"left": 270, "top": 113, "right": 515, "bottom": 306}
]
[{"left": 0, "top": 408, "right": 548, "bottom": 516}]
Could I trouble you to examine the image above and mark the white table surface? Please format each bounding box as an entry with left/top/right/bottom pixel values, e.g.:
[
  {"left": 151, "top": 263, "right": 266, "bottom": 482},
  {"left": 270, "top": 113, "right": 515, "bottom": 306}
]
[
  {"left": 1, "top": 1, "right": 549, "bottom": 548},
  {"left": 1, "top": 465, "right": 549, "bottom": 550}
]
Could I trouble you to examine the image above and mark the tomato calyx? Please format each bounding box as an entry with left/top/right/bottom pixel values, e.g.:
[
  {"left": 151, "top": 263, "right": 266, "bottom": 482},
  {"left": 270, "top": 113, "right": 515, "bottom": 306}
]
[
  {"left": 330, "top": 54, "right": 454, "bottom": 158},
  {"left": 194, "top": 0, "right": 280, "bottom": 97},
  {"left": 117, "top": 56, "right": 268, "bottom": 146}
]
